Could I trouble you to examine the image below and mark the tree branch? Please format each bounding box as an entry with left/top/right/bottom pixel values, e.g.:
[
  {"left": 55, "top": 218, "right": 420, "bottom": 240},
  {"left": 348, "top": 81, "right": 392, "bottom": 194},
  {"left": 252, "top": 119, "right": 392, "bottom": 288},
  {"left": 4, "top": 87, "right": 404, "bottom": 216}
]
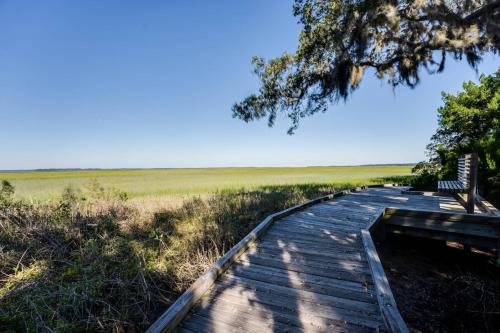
[{"left": 464, "top": 0, "right": 500, "bottom": 22}]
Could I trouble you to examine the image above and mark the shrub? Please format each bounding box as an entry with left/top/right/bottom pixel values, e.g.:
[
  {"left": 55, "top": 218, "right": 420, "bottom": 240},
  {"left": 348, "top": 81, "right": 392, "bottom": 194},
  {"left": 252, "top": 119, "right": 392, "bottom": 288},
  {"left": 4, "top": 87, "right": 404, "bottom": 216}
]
[
  {"left": 409, "top": 161, "right": 440, "bottom": 191},
  {"left": 0, "top": 181, "right": 14, "bottom": 204}
]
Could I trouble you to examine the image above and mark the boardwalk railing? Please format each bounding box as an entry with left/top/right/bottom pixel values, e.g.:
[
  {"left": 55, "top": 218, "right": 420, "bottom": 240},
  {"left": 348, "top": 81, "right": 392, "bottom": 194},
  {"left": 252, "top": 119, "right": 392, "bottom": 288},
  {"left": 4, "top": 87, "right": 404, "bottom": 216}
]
[{"left": 362, "top": 210, "right": 409, "bottom": 333}]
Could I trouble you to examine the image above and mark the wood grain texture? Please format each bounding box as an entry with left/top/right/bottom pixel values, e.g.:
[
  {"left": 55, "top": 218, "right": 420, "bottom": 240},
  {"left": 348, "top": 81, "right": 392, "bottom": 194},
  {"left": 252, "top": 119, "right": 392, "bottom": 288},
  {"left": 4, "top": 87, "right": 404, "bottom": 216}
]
[
  {"left": 147, "top": 189, "right": 362, "bottom": 333},
  {"left": 149, "top": 186, "right": 496, "bottom": 333}
]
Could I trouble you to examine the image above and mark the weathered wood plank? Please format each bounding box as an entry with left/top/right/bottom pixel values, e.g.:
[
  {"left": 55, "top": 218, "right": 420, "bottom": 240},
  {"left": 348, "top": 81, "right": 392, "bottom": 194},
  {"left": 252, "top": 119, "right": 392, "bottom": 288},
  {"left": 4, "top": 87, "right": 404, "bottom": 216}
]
[
  {"left": 258, "top": 238, "right": 365, "bottom": 255},
  {"left": 238, "top": 252, "right": 370, "bottom": 282},
  {"left": 256, "top": 242, "right": 365, "bottom": 262},
  {"left": 227, "top": 263, "right": 376, "bottom": 302},
  {"left": 261, "top": 236, "right": 364, "bottom": 254},
  {"left": 192, "top": 300, "right": 305, "bottom": 333},
  {"left": 280, "top": 216, "right": 364, "bottom": 232},
  {"left": 240, "top": 252, "right": 370, "bottom": 277},
  {"left": 180, "top": 313, "right": 247, "bottom": 333},
  {"left": 383, "top": 207, "right": 500, "bottom": 225},
  {"left": 267, "top": 223, "right": 361, "bottom": 237},
  {"left": 386, "top": 225, "right": 498, "bottom": 249},
  {"left": 214, "top": 278, "right": 385, "bottom": 329},
  {"left": 244, "top": 246, "right": 369, "bottom": 270},
  {"left": 209, "top": 292, "right": 379, "bottom": 333},
  {"left": 361, "top": 230, "right": 409, "bottom": 333},
  {"left": 156, "top": 186, "right": 498, "bottom": 333},
  {"left": 273, "top": 219, "right": 361, "bottom": 235},
  {"left": 384, "top": 215, "right": 498, "bottom": 238},
  {"left": 218, "top": 274, "right": 380, "bottom": 314},
  {"left": 265, "top": 228, "right": 362, "bottom": 246},
  {"left": 147, "top": 191, "right": 351, "bottom": 333},
  {"left": 286, "top": 213, "right": 368, "bottom": 228}
]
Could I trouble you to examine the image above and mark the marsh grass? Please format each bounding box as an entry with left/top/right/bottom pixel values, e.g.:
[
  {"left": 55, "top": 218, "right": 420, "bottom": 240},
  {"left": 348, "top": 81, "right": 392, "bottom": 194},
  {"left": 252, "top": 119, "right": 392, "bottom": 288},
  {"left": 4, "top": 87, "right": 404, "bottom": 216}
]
[
  {"left": 0, "top": 180, "right": 359, "bottom": 332},
  {"left": 0, "top": 165, "right": 412, "bottom": 201}
]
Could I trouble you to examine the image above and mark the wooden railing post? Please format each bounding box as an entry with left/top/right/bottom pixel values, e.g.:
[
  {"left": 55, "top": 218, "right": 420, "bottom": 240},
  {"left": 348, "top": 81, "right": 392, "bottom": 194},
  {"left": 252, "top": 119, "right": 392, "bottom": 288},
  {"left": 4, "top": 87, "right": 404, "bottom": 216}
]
[{"left": 466, "top": 153, "right": 478, "bottom": 214}]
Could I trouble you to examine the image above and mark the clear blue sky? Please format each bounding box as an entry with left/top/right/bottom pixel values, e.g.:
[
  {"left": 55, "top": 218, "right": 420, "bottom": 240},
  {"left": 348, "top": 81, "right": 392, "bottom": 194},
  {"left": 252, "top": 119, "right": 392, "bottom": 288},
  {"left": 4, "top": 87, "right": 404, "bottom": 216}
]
[{"left": 0, "top": 1, "right": 498, "bottom": 170}]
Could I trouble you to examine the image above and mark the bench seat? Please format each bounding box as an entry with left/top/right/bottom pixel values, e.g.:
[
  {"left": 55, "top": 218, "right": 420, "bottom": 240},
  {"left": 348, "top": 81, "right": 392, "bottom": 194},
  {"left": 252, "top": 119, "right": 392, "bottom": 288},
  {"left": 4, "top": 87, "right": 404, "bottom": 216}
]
[{"left": 438, "top": 180, "right": 465, "bottom": 193}]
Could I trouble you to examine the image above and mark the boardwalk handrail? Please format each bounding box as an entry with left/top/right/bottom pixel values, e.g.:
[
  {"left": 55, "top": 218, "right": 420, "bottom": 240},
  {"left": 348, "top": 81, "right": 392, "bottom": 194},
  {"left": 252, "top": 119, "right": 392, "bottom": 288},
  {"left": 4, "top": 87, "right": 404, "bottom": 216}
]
[
  {"left": 147, "top": 188, "right": 360, "bottom": 333},
  {"left": 361, "top": 210, "right": 410, "bottom": 333}
]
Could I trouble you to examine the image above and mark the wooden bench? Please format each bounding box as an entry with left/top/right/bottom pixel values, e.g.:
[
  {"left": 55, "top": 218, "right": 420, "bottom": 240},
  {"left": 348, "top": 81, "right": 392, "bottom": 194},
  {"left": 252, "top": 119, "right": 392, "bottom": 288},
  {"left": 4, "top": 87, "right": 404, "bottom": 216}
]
[{"left": 438, "top": 153, "right": 478, "bottom": 213}]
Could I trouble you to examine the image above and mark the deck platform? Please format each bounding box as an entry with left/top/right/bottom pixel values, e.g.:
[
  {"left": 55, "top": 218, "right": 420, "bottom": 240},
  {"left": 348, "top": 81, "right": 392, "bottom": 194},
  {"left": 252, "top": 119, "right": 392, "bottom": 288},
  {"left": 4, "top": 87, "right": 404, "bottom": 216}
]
[
  {"left": 166, "top": 187, "right": 470, "bottom": 332},
  {"left": 149, "top": 187, "right": 500, "bottom": 332}
]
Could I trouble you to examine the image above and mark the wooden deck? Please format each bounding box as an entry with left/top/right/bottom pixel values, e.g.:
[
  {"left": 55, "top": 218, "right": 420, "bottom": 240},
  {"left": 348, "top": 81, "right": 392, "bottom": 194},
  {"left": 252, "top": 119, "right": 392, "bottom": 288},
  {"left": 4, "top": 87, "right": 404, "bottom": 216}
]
[{"left": 163, "top": 187, "right": 469, "bottom": 333}]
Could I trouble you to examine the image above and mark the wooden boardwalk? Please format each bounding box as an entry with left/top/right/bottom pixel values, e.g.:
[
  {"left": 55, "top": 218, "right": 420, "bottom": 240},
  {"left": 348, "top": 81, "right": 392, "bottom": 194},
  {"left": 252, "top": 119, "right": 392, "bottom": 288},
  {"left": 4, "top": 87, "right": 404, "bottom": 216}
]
[{"left": 168, "top": 187, "right": 466, "bottom": 332}]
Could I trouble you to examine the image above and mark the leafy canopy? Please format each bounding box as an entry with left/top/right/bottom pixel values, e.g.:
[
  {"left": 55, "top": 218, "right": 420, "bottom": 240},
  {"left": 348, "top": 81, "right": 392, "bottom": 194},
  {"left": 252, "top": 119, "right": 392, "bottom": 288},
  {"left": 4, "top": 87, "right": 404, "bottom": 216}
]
[
  {"left": 427, "top": 69, "right": 499, "bottom": 200},
  {"left": 233, "top": 0, "right": 500, "bottom": 133}
]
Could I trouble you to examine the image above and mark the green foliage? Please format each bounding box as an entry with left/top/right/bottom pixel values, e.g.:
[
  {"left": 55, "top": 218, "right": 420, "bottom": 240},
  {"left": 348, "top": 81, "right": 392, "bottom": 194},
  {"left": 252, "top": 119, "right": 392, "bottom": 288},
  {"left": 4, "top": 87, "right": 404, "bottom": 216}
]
[
  {"left": 411, "top": 171, "right": 440, "bottom": 191},
  {"left": 426, "top": 70, "right": 500, "bottom": 202},
  {"left": 233, "top": 0, "right": 500, "bottom": 133},
  {"left": 84, "top": 178, "right": 128, "bottom": 201},
  {"left": 61, "top": 184, "right": 82, "bottom": 204},
  {"left": 405, "top": 161, "right": 440, "bottom": 191},
  {"left": 410, "top": 71, "right": 500, "bottom": 200},
  {"left": 411, "top": 161, "right": 441, "bottom": 176},
  {"left": 0, "top": 180, "right": 14, "bottom": 202}
]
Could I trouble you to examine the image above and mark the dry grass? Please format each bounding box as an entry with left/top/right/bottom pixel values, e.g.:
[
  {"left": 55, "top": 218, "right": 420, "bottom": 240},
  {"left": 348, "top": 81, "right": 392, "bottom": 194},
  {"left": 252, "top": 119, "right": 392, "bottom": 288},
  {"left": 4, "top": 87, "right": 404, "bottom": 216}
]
[{"left": 0, "top": 180, "right": 354, "bottom": 332}]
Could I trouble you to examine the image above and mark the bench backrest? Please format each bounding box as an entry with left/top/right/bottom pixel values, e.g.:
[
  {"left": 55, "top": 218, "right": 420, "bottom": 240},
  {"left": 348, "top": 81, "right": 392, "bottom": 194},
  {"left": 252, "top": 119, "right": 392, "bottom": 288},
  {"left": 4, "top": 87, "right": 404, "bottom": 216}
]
[
  {"left": 458, "top": 153, "right": 478, "bottom": 213},
  {"left": 458, "top": 155, "right": 473, "bottom": 189}
]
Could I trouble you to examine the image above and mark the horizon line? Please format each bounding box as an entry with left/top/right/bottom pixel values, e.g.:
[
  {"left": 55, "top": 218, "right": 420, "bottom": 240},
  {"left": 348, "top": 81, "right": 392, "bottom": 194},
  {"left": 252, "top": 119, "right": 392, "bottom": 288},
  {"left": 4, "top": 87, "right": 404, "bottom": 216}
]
[{"left": 0, "top": 163, "right": 417, "bottom": 173}]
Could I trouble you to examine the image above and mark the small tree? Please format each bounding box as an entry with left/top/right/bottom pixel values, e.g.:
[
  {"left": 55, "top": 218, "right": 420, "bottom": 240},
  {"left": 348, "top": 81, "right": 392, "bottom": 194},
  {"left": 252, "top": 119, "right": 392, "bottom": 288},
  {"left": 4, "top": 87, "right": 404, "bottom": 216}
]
[
  {"left": 427, "top": 69, "right": 499, "bottom": 201},
  {"left": 233, "top": 0, "right": 500, "bottom": 133}
]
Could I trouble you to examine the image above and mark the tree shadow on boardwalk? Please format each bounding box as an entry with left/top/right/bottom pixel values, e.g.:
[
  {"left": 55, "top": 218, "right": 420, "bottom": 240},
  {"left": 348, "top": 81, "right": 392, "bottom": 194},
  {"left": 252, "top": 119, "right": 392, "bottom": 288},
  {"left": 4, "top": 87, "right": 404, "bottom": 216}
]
[
  {"left": 171, "top": 187, "right": 470, "bottom": 332},
  {"left": 176, "top": 196, "right": 386, "bottom": 332}
]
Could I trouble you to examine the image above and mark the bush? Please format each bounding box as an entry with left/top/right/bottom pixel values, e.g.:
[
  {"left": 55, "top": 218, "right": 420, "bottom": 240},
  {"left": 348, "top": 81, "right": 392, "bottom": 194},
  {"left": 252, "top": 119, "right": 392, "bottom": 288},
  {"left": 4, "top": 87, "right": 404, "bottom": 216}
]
[
  {"left": 408, "top": 161, "right": 440, "bottom": 191},
  {"left": 0, "top": 180, "right": 14, "bottom": 203}
]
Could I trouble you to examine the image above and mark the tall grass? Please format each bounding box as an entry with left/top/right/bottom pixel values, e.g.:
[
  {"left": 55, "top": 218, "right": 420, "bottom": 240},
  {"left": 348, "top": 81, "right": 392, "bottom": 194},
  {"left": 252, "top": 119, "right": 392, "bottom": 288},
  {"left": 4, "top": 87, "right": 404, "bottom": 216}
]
[
  {"left": 0, "top": 165, "right": 413, "bottom": 201},
  {"left": 0, "top": 180, "right": 358, "bottom": 332}
]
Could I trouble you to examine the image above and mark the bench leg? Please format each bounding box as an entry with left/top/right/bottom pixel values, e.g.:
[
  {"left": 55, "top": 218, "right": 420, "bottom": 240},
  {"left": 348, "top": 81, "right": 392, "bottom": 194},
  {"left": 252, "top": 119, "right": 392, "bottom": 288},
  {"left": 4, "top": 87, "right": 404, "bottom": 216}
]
[{"left": 466, "top": 193, "right": 475, "bottom": 214}]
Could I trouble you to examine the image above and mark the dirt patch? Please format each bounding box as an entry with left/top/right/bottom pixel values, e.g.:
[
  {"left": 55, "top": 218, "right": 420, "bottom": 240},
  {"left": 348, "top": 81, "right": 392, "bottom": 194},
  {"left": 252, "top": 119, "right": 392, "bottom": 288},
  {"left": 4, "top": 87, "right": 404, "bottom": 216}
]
[{"left": 375, "top": 234, "right": 500, "bottom": 333}]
